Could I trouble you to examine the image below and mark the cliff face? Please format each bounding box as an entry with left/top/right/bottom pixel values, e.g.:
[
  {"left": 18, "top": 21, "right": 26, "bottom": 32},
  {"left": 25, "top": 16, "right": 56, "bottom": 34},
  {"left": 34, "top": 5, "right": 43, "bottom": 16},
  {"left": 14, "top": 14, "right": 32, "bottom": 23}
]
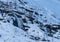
[{"left": 0, "top": 0, "right": 60, "bottom": 42}]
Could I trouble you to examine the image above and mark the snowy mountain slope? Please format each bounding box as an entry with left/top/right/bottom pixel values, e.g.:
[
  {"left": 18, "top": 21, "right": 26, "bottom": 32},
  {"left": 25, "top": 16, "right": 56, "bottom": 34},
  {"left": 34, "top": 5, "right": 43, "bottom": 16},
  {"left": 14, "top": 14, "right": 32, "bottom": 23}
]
[
  {"left": 0, "top": 21, "right": 36, "bottom": 42},
  {"left": 24, "top": 0, "right": 60, "bottom": 21},
  {"left": 0, "top": 0, "right": 60, "bottom": 42},
  {"left": 0, "top": 21, "right": 60, "bottom": 42},
  {"left": 0, "top": 21, "right": 48, "bottom": 42}
]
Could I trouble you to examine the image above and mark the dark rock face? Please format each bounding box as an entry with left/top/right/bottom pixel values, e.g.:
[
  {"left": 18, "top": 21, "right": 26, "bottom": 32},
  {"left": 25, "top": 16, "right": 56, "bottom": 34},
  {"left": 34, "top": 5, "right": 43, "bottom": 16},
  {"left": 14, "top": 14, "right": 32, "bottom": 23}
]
[
  {"left": 44, "top": 24, "right": 60, "bottom": 37},
  {"left": 0, "top": 35, "right": 2, "bottom": 37},
  {"left": 29, "top": 35, "right": 40, "bottom": 41},
  {"left": 22, "top": 18, "right": 27, "bottom": 23},
  {"left": 13, "top": 19, "right": 18, "bottom": 27},
  {"left": 23, "top": 25, "right": 30, "bottom": 31}
]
